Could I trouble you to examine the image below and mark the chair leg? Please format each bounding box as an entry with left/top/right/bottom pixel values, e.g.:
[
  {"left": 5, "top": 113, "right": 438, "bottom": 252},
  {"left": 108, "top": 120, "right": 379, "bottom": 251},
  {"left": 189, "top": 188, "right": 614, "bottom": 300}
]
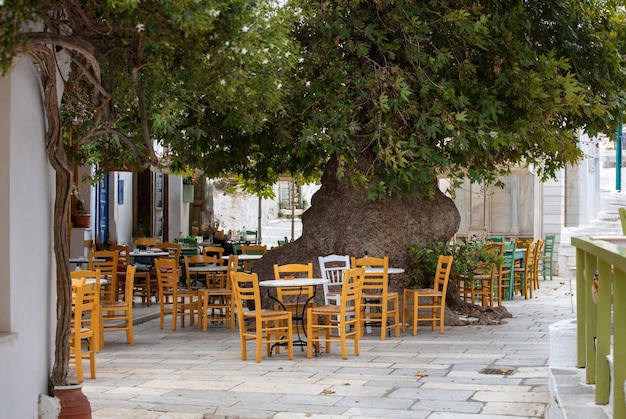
[
  {"left": 392, "top": 295, "right": 400, "bottom": 337},
  {"left": 306, "top": 310, "right": 314, "bottom": 359},
  {"left": 126, "top": 312, "right": 134, "bottom": 345}
]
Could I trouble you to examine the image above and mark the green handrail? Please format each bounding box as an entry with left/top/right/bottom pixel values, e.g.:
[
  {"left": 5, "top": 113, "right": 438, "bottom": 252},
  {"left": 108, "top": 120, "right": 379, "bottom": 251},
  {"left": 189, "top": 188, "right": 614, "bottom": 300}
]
[{"left": 571, "top": 236, "right": 626, "bottom": 417}]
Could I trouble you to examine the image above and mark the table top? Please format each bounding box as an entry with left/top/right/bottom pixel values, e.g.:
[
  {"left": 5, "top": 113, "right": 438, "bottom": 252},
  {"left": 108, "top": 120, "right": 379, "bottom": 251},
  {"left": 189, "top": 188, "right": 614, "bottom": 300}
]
[
  {"left": 260, "top": 278, "right": 328, "bottom": 287},
  {"left": 187, "top": 265, "right": 228, "bottom": 273},
  {"left": 129, "top": 250, "right": 169, "bottom": 257},
  {"left": 222, "top": 254, "right": 263, "bottom": 261},
  {"left": 365, "top": 267, "right": 405, "bottom": 275},
  {"left": 84, "top": 277, "right": 109, "bottom": 285}
]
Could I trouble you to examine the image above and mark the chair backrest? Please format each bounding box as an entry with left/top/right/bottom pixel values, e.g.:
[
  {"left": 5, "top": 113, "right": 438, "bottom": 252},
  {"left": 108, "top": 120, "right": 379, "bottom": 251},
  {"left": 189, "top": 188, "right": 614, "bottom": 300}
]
[
  {"left": 433, "top": 255, "right": 454, "bottom": 294},
  {"left": 184, "top": 254, "right": 218, "bottom": 287},
  {"left": 273, "top": 263, "right": 313, "bottom": 280},
  {"left": 155, "top": 258, "right": 180, "bottom": 296},
  {"left": 123, "top": 265, "right": 137, "bottom": 303},
  {"left": 155, "top": 242, "right": 182, "bottom": 275},
  {"left": 230, "top": 271, "right": 262, "bottom": 322},
  {"left": 318, "top": 254, "right": 351, "bottom": 304},
  {"left": 273, "top": 263, "right": 314, "bottom": 302},
  {"left": 71, "top": 282, "right": 99, "bottom": 337},
  {"left": 486, "top": 235, "right": 505, "bottom": 243},
  {"left": 71, "top": 269, "right": 101, "bottom": 286},
  {"left": 89, "top": 250, "right": 118, "bottom": 301},
  {"left": 202, "top": 246, "right": 225, "bottom": 262},
  {"left": 111, "top": 244, "right": 130, "bottom": 272},
  {"left": 521, "top": 241, "right": 537, "bottom": 275},
  {"left": 225, "top": 254, "right": 239, "bottom": 290},
  {"left": 339, "top": 267, "right": 365, "bottom": 314},
  {"left": 502, "top": 241, "right": 517, "bottom": 269},
  {"left": 351, "top": 256, "right": 389, "bottom": 296},
  {"left": 242, "top": 245, "right": 267, "bottom": 255},
  {"left": 533, "top": 239, "right": 544, "bottom": 271},
  {"left": 135, "top": 237, "right": 157, "bottom": 248},
  {"left": 231, "top": 243, "right": 242, "bottom": 255},
  {"left": 543, "top": 234, "right": 556, "bottom": 255}
]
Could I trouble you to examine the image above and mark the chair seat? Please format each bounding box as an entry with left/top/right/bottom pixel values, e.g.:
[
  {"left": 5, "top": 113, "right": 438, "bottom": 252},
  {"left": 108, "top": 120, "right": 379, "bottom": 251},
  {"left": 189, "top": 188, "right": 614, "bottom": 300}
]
[
  {"left": 311, "top": 304, "right": 356, "bottom": 315},
  {"left": 362, "top": 291, "right": 398, "bottom": 299},
  {"left": 405, "top": 288, "right": 442, "bottom": 296},
  {"left": 203, "top": 287, "right": 231, "bottom": 295},
  {"left": 162, "top": 287, "right": 196, "bottom": 295},
  {"left": 243, "top": 309, "right": 290, "bottom": 319}
]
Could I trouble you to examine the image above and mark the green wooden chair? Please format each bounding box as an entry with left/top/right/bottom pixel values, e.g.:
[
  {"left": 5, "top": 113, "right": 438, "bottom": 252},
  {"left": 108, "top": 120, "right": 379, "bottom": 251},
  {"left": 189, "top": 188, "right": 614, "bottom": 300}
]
[
  {"left": 486, "top": 235, "right": 505, "bottom": 243},
  {"left": 538, "top": 234, "right": 556, "bottom": 281},
  {"left": 501, "top": 241, "right": 517, "bottom": 300}
]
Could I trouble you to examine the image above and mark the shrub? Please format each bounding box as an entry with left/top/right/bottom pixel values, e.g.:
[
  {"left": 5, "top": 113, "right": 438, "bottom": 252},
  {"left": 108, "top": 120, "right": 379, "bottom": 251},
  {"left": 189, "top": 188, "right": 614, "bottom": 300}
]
[{"left": 405, "top": 239, "right": 501, "bottom": 289}]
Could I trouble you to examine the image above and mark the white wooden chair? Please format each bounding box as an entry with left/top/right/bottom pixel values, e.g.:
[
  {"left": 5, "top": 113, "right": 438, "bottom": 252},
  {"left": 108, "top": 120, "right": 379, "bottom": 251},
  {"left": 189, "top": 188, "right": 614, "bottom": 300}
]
[{"left": 318, "top": 254, "right": 351, "bottom": 306}]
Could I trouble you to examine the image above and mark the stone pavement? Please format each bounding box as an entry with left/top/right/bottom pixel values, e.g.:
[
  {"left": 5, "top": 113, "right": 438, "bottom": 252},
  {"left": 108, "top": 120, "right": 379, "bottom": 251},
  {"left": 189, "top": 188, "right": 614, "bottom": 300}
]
[{"left": 80, "top": 278, "right": 584, "bottom": 419}]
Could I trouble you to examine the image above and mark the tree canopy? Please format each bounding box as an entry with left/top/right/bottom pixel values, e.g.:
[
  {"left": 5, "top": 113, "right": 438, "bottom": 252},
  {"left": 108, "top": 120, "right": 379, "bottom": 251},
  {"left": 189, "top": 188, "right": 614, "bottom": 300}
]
[{"left": 3, "top": 1, "right": 625, "bottom": 198}]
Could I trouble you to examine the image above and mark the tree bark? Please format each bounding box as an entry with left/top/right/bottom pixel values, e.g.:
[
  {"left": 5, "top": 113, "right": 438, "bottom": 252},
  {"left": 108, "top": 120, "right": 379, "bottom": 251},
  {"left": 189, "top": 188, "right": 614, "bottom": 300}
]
[{"left": 253, "top": 156, "right": 461, "bottom": 305}]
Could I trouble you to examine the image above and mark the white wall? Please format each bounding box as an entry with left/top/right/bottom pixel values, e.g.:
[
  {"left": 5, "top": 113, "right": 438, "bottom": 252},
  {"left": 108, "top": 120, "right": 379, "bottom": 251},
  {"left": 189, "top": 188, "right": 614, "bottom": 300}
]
[
  {"left": 109, "top": 171, "right": 134, "bottom": 245},
  {"left": 0, "top": 57, "right": 56, "bottom": 417}
]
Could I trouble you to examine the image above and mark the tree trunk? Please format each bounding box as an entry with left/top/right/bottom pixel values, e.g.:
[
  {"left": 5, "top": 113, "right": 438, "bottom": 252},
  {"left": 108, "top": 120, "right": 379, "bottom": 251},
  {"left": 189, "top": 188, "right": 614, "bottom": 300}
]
[
  {"left": 26, "top": 43, "right": 74, "bottom": 392},
  {"left": 253, "top": 156, "right": 461, "bottom": 305}
]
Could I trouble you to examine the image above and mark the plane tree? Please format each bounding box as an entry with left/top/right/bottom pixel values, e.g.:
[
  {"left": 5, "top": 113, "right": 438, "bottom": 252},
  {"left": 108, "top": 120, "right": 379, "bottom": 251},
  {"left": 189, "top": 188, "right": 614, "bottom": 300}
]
[
  {"left": 2, "top": 0, "right": 626, "bottom": 389},
  {"left": 229, "top": 1, "right": 626, "bottom": 288}
]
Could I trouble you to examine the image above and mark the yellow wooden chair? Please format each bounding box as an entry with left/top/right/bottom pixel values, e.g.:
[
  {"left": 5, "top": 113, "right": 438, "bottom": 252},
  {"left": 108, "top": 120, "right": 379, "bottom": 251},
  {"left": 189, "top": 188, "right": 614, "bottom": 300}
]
[
  {"left": 532, "top": 239, "right": 544, "bottom": 290},
  {"left": 273, "top": 263, "right": 315, "bottom": 311},
  {"left": 351, "top": 256, "right": 400, "bottom": 340},
  {"left": 230, "top": 270, "right": 293, "bottom": 362},
  {"left": 155, "top": 258, "right": 198, "bottom": 330},
  {"left": 402, "top": 255, "right": 453, "bottom": 335},
  {"left": 132, "top": 238, "right": 157, "bottom": 306},
  {"left": 71, "top": 269, "right": 102, "bottom": 351},
  {"left": 100, "top": 265, "right": 136, "bottom": 346},
  {"left": 70, "top": 281, "right": 99, "bottom": 382},
  {"left": 306, "top": 267, "right": 365, "bottom": 359},
  {"left": 184, "top": 254, "right": 219, "bottom": 288},
  {"left": 198, "top": 255, "right": 239, "bottom": 331},
  {"left": 513, "top": 241, "right": 537, "bottom": 299},
  {"left": 89, "top": 250, "right": 118, "bottom": 303}
]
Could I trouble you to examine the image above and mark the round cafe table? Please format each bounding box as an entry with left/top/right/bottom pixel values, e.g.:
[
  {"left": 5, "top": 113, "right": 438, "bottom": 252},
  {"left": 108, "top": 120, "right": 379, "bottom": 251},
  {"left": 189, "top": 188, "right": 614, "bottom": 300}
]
[{"left": 259, "top": 278, "right": 328, "bottom": 351}]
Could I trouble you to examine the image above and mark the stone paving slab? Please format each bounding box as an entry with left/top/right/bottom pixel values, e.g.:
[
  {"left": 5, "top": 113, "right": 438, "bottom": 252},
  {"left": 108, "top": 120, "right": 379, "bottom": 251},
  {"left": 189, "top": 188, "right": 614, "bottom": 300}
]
[{"left": 82, "top": 278, "right": 578, "bottom": 418}]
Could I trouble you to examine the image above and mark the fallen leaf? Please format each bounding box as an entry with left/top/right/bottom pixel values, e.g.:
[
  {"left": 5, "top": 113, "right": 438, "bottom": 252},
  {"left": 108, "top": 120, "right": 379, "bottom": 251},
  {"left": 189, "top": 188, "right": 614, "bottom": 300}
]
[
  {"left": 415, "top": 371, "right": 428, "bottom": 377},
  {"left": 560, "top": 282, "right": 565, "bottom": 285},
  {"left": 342, "top": 382, "right": 350, "bottom": 386},
  {"left": 322, "top": 388, "right": 335, "bottom": 395},
  {"left": 305, "top": 414, "right": 312, "bottom": 417}
]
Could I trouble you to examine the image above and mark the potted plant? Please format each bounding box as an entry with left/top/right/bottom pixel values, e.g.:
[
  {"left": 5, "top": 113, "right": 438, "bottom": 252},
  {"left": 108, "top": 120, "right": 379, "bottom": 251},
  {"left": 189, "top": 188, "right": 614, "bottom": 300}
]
[{"left": 73, "top": 197, "right": 91, "bottom": 228}]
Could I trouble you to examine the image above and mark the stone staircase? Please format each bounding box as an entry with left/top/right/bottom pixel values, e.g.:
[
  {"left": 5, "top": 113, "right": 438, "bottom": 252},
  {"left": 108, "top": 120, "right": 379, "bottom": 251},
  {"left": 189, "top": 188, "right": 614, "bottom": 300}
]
[{"left": 559, "top": 191, "right": 626, "bottom": 278}]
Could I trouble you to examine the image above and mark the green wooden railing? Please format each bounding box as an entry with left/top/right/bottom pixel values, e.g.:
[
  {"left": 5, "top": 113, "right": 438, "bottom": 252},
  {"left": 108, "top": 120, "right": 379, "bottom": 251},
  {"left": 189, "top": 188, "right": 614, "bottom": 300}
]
[{"left": 572, "top": 236, "right": 626, "bottom": 417}]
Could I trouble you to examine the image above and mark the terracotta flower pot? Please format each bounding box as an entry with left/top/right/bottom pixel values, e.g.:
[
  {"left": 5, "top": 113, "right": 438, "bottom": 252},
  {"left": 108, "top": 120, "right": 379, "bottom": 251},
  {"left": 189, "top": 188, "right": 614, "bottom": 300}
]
[
  {"left": 73, "top": 214, "right": 91, "bottom": 228},
  {"left": 54, "top": 384, "right": 91, "bottom": 418}
]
